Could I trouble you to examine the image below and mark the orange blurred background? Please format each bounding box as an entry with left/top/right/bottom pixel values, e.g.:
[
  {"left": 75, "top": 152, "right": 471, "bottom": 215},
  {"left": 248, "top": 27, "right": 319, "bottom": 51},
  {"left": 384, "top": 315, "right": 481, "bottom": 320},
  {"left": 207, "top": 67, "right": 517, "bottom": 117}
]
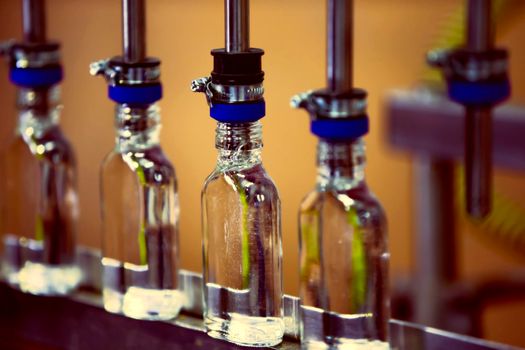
[{"left": 1, "top": 0, "right": 524, "bottom": 347}]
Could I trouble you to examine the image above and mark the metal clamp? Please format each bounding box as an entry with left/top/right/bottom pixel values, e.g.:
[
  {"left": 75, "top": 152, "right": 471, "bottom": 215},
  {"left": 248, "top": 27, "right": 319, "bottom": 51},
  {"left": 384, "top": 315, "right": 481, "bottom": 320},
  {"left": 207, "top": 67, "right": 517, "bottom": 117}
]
[
  {"left": 0, "top": 40, "right": 60, "bottom": 68},
  {"left": 191, "top": 76, "right": 264, "bottom": 107},
  {"left": 90, "top": 57, "right": 161, "bottom": 86},
  {"left": 291, "top": 89, "right": 367, "bottom": 120},
  {"left": 427, "top": 48, "right": 508, "bottom": 83},
  {"left": 0, "top": 40, "right": 15, "bottom": 59}
]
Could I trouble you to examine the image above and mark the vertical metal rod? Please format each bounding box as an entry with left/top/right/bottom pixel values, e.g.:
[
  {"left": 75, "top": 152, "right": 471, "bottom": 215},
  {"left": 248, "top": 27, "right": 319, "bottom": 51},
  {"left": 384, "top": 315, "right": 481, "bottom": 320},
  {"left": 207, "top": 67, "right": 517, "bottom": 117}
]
[
  {"left": 414, "top": 157, "right": 456, "bottom": 328},
  {"left": 327, "top": 0, "right": 353, "bottom": 93},
  {"left": 23, "top": 0, "right": 46, "bottom": 43},
  {"left": 225, "top": 0, "right": 249, "bottom": 53},
  {"left": 465, "top": 0, "right": 493, "bottom": 218},
  {"left": 122, "top": 0, "right": 146, "bottom": 63},
  {"left": 466, "top": 107, "right": 492, "bottom": 217},
  {"left": 467, "top": 0, "right": 493, "bottom": 51}
]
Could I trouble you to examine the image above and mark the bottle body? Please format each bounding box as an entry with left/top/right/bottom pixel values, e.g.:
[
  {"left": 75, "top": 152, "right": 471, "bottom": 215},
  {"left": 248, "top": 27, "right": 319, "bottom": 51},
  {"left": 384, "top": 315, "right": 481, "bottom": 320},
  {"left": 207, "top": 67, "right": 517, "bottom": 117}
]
[
  {"left": 0, "top": 87, "right": 81, "bottom": 295},
  {"left": 299, "top": 140, "right": 389, "bottom": 349},
  {"left": 202, "top": 121, "right": 284, "bottom": 347},
  {"left": 100, "top": 104, "right": 183, "bottom": 320}
]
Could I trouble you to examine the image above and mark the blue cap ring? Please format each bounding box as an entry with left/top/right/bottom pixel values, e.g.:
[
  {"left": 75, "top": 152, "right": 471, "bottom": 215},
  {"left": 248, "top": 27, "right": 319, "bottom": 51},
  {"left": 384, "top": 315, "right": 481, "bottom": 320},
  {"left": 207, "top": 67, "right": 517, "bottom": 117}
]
[
  {"left": 108, "top": 84, "right": 163, "bottom": 104},
  {"left": 311, "top": 117, "right": 369, "bottom": 140},
  {"left": 9, "top": 67, "right": 63, "bottom": 87},
  {"left": 448, "top": 80, "right": 510, "bottom": 106},
  {"left": 210, "top": 101, "right": 265, "bottom": 123}
]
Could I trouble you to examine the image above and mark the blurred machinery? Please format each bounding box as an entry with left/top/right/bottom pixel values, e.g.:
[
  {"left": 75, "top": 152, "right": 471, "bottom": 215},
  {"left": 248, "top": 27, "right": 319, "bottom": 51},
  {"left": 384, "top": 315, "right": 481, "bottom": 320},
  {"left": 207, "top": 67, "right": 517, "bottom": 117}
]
[
  {"left": 387, "top": 0, "right": 525, "bottom": 338},
  {"left": 428, "top": 0, "right": 510, "bottom": 219}
]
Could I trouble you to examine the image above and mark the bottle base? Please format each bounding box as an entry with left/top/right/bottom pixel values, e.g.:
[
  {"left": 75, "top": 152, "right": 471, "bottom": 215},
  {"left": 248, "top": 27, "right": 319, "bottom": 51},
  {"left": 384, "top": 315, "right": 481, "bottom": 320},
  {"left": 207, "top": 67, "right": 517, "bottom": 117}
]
[
  {"left": 302, "top": 339, "right": 390, "bottom": 350},
  {"left": 301, "top": 306, "right": 389, "bottom": 350},
  {"left": 6, "top": 261, "right": 82, "bottom": 296},
  {"left": 104, "top": 286, "right": 185, "bottom": 321},
  {"left": 103, "top": 287, "right": 124, "bottom": 314},
  {"left": 205, "top": 314, "right": 284, "bottom": 347}
]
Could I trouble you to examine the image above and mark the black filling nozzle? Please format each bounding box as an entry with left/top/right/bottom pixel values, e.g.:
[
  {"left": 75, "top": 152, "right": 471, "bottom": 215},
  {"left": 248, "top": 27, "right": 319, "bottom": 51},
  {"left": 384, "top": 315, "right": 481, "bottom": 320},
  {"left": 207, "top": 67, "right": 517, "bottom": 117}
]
[{"left": 211, "top": 48, "right": 264, "bottom": 85}]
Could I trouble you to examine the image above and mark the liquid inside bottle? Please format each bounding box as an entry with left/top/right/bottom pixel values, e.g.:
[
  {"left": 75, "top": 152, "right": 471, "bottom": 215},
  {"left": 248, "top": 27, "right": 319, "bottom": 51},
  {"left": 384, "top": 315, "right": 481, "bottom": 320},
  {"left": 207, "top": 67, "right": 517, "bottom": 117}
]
[
  {"left": 0, "top": 87, "right": 81, "bottom": 295},
  {"left": 202, "top": 121, "right": 284, "bottom": 347},
  {"left": 299, "top": 140, "right": 389, "bottom": 349},
  {"left": 100, "top": 104, "right": 184, "bottom": 320}
]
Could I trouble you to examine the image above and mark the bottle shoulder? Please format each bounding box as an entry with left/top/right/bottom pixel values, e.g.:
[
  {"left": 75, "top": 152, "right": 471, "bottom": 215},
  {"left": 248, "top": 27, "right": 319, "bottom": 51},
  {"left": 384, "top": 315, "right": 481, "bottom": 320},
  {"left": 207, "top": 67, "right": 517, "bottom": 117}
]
[
  {"left": 206, "top": 163, "right": 276, "bottom": 187},
  {"left": 301, "top": 184, "right": 386, "bottom": 225},
  {"left": 102, "top": 146, "right": 176, "bottom": 186},
  {"left": 8, "top": 128, "right": 75, "bottom": 166},
  {"left": 203, "top": 163, "right": 279, "bottom": 200}
]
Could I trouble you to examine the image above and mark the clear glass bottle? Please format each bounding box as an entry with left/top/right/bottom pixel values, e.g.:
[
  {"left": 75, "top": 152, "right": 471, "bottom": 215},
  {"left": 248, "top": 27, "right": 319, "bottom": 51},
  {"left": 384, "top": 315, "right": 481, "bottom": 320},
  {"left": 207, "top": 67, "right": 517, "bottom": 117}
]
[
  {"left": 100, "top": 103, "right": 184, "bottom": 320},
  {"left": 202, "top": 121, "right": 284, "bottom": 347},
  {"left": 299, "top": 139, "right": 389, "bottom": 349},
  {"left": 0, "top": 87, "right": 81, "bottom": 295}
]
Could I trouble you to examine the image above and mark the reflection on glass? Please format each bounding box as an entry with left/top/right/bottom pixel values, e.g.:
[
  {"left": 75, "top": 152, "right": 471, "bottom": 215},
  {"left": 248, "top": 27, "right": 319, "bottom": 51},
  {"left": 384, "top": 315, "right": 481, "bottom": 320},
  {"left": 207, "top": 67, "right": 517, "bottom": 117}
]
[{"left": 100, "top": 104, "right": 184, "bottom": 320}]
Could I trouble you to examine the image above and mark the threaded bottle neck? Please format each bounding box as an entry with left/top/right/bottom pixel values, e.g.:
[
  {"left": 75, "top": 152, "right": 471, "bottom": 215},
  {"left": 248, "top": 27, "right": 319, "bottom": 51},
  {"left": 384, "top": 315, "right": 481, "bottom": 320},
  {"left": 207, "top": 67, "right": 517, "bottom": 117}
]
[
  {"left": 316, "top": 139, "right": 366, "bottom": 190},
  {"left": 115, "top": 103, "right": 161, "bottom": 152},
  {"left": 17, "top": 87, "right": 61, "bottom": 139},
  {"left": 215, "top": 121, "right": 262, "bottom": 170}
]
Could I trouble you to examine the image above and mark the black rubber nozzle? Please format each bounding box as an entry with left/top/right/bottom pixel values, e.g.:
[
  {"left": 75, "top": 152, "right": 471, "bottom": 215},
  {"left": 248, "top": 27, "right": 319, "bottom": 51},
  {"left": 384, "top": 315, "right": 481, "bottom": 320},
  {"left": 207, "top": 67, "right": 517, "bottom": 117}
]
[{"left": 211, "top": 48, "right": 264, "bottom": 85}]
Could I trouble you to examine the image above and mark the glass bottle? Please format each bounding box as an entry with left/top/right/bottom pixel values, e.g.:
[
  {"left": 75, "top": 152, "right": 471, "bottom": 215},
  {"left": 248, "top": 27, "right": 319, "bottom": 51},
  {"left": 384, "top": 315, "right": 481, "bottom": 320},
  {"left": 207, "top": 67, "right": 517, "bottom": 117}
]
[
  {"left": 202, "top": 121, "right": 284, "bottom": 347},
  {"left": 100, "top": 103, "right": 184, "bottom": 320},
  {"left": 299, "top": 139, "right": 389, "bottom": 349},
  {"left": 0, "top": 87, "right": 81, "bottom": 295}
]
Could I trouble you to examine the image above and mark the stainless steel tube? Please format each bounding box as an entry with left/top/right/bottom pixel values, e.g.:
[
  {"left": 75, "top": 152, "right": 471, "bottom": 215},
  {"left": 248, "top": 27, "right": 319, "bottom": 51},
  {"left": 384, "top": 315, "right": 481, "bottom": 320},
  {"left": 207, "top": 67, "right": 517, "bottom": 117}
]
[
  {"left": 122, "top": 0, "right": 146, "bottom": 62},
  {"left": 23, "top": 0, "right": 46, "bottom": 43},
  {"left": 467, "top": 0, "right": 493, "bottom": 51},
  {"left": 466, "top": 107, "right": 492, "bottom": 217},
  {"left": 465, "top": 0, "right": 493, "bottom": 218},
  {"left": 414, "top": 157, "right": 456, "bottom": 328},
  {"left": 225, "top": 0, "right": 249, "bottom": 53},
  {"left": 327, "top": 0, "right": 353, "bottom": 93}
]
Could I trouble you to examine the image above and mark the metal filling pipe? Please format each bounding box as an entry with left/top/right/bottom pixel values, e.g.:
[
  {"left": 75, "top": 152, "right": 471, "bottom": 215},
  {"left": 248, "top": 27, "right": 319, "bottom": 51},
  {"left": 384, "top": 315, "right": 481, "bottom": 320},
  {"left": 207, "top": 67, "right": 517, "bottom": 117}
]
[
  {"left": 122, "top": 0, "right": 146, "bottom": 63},
  {"left": 465, "top": 0, "right": 493, "bottom": 218},
  {"left": 327, "top": 0, "right": 353, "bottom": 93},
  {"left": 225, "top": 0, "right": 249, "bottom": 53},
  {"left": 23, "top": 0, "right": 46, "bottom": 43},
  {"left": 467, "top": 0, "right": 493, "bottom": 51},
  {"left": 22, "top": 0, "right": 49, "bottom": 112}
]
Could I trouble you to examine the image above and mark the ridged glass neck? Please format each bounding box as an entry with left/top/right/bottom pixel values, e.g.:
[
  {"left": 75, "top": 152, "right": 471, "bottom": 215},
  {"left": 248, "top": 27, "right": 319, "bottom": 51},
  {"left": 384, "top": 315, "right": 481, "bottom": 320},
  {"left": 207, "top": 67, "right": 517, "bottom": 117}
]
[
  {"left": 316, "top": 139, "right": 366, "bottom": 191},
  {"left": 215, "top": 121, "right": 262, "bottom": 170},
  {"left": 115, "top": 104, "right": 161, "bottom": 153},
  {"left": 17, "top": 87, "right": 61, "bottom": 139}
]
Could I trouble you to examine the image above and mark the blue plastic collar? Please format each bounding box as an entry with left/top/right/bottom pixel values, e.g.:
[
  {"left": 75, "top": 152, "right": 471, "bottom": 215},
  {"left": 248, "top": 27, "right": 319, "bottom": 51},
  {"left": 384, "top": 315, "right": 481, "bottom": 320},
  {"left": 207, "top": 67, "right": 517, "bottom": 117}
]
[
  {"left": 210, "top": 101, "right": 265, "bottom": 123},
  {"left": 311, "top": 117, "right": 369, "bottom": 140},
  {"left": 108, "top": 84, "right": 163, "bottom": 104},
  {"left": 448, "top": 80, "right": 510, "bottom": 106},
  {"left": 10, "top": 67, "right": 63, "bottom": 87}
]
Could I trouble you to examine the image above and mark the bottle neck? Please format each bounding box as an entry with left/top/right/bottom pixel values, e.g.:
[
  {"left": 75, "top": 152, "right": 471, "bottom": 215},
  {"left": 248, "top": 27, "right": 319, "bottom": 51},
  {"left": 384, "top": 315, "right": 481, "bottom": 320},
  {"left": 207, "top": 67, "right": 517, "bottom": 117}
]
[
  {"left": 215, "top": 121, "right": 263, "bottom": 170},
  {"left": 16, "top": 87, "right": 61, "bottom": 140},
  {"left": 316, "top": 139, "right": 366, "bottom": 191},
  {"left": 115, "top": 104, "right": 161, "bottom": 153}
]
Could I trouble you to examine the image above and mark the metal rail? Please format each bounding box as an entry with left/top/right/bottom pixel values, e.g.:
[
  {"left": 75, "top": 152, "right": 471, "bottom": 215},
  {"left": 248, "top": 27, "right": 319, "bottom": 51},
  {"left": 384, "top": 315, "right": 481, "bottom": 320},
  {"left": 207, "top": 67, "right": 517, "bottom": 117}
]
[{"left": 0, "top": 267, "right": 518, "bottom": 349}]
